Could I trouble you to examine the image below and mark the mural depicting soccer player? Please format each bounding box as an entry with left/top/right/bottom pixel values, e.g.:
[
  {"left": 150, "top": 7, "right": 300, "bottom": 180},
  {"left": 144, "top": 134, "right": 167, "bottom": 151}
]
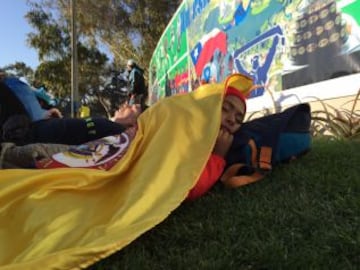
[
  {"left": 234, "top": 26, "right": 284, "bottom": 98},
  {"left": 149, "top": 0, "right": 360, "bottom": 105},
  {"left": 209, "top": 49, "right": 223, "bottom": 83},
  {"left": 221, "top": 53, "right": 235, "bottom": 79}
]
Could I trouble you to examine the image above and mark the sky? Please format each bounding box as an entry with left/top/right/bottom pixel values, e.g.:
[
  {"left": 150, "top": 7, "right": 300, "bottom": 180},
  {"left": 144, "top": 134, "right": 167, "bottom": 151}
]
[{"left": 0, "top": 1, "right": 40, "bottom": 69}]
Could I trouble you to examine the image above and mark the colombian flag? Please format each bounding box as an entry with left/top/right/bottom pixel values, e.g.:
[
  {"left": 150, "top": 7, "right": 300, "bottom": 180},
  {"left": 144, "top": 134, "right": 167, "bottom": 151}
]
[{"left": 0, "top": 83, "right": 224, "bottom": 269}]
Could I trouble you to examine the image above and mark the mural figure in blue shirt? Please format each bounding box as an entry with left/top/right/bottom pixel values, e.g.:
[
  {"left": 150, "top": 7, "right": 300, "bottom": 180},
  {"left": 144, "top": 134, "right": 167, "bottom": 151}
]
[{"left": 234, "top": 26, "right": 283, "bottom": 98}]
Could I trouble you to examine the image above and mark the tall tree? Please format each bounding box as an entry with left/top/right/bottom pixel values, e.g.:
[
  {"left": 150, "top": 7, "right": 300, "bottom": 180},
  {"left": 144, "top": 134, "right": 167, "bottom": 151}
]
[
  {"left": 31, "top": 0, "right": 181, "bottom": 79},
  {"left": 25, "top": 3, "right": 109, "bottom": 98},
  {"left": 2, "top": 62, "right": 35, "bottom": 83}
]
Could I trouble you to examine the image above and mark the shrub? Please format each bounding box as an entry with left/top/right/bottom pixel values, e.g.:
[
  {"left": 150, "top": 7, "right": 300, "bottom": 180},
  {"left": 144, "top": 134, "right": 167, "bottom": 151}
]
[{"left": 311, "top": 89, "right": 360, "bottom": 141}]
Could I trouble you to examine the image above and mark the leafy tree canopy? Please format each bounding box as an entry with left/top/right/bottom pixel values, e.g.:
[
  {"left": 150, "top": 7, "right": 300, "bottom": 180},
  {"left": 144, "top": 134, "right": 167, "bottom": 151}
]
[
  {"left": 2, "top": 0, "right": 180, "bottom": 117},
  {"left": 32, "top": 0, "right": 180, "bottom": 79}
]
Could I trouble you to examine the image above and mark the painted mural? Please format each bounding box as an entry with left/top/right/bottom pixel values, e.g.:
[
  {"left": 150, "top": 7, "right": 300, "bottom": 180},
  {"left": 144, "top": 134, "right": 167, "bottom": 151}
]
[{"left": 149, "top": 0, "right": 360, "bottom": 104}]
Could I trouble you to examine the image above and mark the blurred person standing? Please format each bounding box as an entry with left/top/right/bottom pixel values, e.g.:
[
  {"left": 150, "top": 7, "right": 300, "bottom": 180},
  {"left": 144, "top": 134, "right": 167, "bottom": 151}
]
[{"left": 126, "top": 59, "right": 147, "bottom": 110}]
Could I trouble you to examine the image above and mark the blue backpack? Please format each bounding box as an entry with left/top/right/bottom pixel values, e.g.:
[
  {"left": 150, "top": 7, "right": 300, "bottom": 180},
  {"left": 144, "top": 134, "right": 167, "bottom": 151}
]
[
  {"left": 0, "top": 77, "right": 50, "bottom": 144},
  {"left": 222, "top": 103, "right": 312, "bottom": 187},
  {"left": 0, "top": 77, "right": 50, "bottom": 123}
]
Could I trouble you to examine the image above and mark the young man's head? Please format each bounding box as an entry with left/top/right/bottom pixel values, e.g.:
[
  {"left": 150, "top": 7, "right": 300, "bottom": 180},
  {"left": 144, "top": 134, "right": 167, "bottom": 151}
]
[
  {"left": 220, "top": 73, "right": 254, "bottom": 134},
  {"left": 113, "top": 104, "right": 142, "bottom": 127},
  {"left": 221, "top": 94, "right": 246, "bottom": 134},
  {"left": 126, "top": 59, "right": 136, "bottom": 71}
]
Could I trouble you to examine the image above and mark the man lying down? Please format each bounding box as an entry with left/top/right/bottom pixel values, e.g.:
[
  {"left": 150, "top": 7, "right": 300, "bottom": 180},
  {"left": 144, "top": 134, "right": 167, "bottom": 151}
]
[
  {"left": 0, "top": 73, "right": 253, "bottom": 201},
  {"left": 0, "top": 73, "right": 311, "bottom": 270},
  {"left": 0, "top": 103, "right": 141, "bottom": 169}
]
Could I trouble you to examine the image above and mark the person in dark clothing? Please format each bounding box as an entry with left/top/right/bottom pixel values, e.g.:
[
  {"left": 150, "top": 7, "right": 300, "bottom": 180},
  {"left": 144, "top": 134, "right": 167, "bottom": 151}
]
[
  {"left": 0, "top": 75, "right": 127, "bottom": 145},
  {"left": 2, "top": 73, "right": 254, "bottom": 202},
  {"left": 126, "top": 59, "right": 147, "bottom": 110}
]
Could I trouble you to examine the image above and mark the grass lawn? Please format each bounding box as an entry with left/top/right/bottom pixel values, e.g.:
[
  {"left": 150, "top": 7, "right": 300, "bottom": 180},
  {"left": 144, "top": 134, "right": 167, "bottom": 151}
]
[{"left": 89, "top": 138, "right": 360, "bottom": 270}]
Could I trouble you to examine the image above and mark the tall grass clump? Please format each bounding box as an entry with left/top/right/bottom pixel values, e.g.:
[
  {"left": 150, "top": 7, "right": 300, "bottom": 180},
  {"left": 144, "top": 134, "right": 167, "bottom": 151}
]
[{"left": 311, "top": 89, "right": 360, "bottom": 141}]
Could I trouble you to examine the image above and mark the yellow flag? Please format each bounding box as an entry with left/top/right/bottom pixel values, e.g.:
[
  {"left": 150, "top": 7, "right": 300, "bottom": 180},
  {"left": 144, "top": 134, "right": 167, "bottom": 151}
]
[{"left": 0, "top": 83, "right": 224, "bottom": 269}]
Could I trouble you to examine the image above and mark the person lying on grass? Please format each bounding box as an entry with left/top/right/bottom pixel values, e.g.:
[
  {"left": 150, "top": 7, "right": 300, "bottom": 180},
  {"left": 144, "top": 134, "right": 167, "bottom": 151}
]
[
  {"left": 111, "top": 103, "right": 142, "bottom": 127},
  {"left": 101, "top": 73, "right": 253, "bottom": 200},
  {"left": 0, "top": 74, "right": 133, "bottom": 146},
  {"left": 0, "top": 103, "right": 142, "bottom": 169},
  {"left": 187, "top": 73, "right": 252, "bottom": 199},
  {"left": 1, "top": 74, "right": 253, "bottom": 200}
]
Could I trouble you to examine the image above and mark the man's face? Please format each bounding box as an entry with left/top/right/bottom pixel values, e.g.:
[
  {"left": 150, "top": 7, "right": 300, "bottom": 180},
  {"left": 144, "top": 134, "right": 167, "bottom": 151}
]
[
  {"left": 220, "top": 95, "right": 246, "bottom": 134},
  {"left": 113, "top": 104, "right": 141, "bottom": 126}
]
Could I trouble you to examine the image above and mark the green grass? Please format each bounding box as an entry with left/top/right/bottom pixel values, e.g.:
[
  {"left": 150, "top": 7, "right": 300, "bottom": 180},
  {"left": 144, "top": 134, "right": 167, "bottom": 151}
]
[{"left": 89, "top": 138, "right": 360, "bottom": 270}]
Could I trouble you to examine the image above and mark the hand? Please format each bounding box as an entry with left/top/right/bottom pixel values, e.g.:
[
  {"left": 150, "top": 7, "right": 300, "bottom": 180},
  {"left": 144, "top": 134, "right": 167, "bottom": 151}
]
[
  {"left": 212, "top": 129, "right": 234, "bottom": 157},
  {"left": 46, "top": 108, "right": 63, "bottom": 119}
]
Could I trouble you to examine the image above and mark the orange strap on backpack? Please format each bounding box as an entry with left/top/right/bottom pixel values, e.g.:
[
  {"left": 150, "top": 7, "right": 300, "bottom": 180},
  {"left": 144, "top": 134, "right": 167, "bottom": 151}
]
[{"left": 221, "top": 139, "right": 273, "bottom": 188}]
